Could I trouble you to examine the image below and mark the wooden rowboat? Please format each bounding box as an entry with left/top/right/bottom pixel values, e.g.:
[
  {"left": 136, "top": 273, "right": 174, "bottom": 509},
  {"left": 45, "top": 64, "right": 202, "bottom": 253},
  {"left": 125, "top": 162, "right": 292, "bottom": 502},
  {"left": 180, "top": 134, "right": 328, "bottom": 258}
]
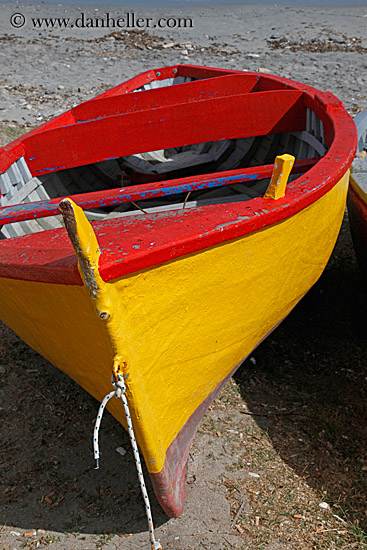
[
  {"left": 0, "top": 65, "right": 357, "bottom": 517},
  {"left": 347, "top": 110, "right": 367, "bottom": 274}
]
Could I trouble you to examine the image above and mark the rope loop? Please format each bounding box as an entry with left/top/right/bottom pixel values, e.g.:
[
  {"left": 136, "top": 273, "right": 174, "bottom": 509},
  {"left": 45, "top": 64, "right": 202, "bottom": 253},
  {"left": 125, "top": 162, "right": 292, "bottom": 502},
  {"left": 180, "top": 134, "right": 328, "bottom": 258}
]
[{"left": 93, "top": 371, "right": 162, "bottom": 550}]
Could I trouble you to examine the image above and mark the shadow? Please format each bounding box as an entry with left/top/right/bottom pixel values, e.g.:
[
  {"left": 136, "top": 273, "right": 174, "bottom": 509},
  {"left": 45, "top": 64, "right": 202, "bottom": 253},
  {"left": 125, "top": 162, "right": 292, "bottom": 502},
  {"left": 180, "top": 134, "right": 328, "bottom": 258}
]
[
  {"left": 0, "top": 331, "right": 168, "bottom": 534},
  {"left": 233, "top": 212, "right": 367, "bottom": 530}
]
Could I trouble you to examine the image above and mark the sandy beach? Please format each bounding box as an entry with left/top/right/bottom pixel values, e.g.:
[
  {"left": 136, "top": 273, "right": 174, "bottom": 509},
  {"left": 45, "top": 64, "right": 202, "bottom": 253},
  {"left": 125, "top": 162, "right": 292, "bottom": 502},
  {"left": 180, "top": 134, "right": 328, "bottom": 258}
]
[
  {"left": 0, "top": 2, "right": 367, "bottom": 549},
  {"left": 0, "top": 2, "right": 367, "bottom": 126}
]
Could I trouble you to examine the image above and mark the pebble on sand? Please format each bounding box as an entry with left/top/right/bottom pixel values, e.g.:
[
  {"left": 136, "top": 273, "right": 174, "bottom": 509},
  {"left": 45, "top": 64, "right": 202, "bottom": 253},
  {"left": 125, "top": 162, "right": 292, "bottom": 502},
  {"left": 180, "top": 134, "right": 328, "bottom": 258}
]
[
  {"left": 319, "top": 502, "right": 330, "bottom": 510},
  {"left": 116, "top": 446, "right": 127, "bottom": 456}
]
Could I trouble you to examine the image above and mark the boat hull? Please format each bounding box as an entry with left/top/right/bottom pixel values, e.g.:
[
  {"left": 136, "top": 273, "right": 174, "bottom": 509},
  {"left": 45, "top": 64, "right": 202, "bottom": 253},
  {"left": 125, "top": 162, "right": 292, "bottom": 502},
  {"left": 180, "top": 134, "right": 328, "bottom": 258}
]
[
  {"left": 347, "top": 109, "right": 367, "bottom": 275},
  {"left": 0, "top": 170, "right": 349, "bottom": 516},
  {"left": 348, "top": 181, "right": 367, "bottom": 276}
]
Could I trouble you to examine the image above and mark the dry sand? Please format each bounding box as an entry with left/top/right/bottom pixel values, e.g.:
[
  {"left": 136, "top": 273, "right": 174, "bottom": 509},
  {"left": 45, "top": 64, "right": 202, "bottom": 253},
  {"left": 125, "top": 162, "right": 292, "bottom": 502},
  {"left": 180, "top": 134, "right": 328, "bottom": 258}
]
[
  {"left": 0, "top": 2, "right": 367, "bottom": 549},
  {"left": 0, "top": 2, "right": 366, "bottom": 125}
]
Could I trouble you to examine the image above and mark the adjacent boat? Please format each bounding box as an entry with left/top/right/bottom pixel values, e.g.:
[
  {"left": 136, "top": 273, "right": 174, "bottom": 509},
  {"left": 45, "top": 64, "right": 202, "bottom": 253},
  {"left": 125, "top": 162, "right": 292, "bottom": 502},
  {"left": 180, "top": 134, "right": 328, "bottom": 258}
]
[
  {"left": 0, "top": 65, "right": 357, "bottom": 517},
  {"left": 347, "top": 110, "right": 367, "bottom": 274}
]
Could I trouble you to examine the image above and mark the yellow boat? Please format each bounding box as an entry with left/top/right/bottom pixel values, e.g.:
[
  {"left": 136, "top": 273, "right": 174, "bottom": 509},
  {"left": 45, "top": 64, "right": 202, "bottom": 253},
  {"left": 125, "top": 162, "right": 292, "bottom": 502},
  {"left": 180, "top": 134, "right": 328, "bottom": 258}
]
[{"left": 0, "top": 65, "right": 357, "bottom": 517}]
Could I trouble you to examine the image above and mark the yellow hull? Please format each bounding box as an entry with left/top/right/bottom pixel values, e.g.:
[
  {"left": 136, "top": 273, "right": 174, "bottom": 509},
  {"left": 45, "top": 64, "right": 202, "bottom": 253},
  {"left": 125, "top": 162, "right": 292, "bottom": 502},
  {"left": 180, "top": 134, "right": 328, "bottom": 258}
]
[{"left": 0, "top": 171, "right": 349, "bottom": 512}]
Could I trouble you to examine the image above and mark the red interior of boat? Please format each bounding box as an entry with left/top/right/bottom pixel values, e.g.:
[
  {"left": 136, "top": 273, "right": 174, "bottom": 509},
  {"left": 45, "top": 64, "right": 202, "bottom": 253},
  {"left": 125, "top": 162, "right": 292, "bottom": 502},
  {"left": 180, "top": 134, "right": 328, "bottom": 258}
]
[{"left": 0, "top": 65, "right": 357, "bottom": 285}]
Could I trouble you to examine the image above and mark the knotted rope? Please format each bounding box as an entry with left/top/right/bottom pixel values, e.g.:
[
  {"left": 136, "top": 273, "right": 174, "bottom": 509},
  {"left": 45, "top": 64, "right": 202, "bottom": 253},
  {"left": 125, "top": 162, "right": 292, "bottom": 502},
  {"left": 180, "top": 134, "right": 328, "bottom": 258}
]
[{"left": 94, "top": 374, "right": 162, "bottom": 550}]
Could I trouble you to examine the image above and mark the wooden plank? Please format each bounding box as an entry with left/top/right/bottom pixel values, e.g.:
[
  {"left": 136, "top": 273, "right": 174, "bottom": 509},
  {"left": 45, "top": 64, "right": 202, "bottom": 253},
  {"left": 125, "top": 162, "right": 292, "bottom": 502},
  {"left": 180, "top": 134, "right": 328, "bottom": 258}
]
[
  {"left": 0, "top": 172, "right": 11, "bottom": 195},
  {"left": 0, "top": 157, "right": 318, "bottom": 225},
  {"left": 7, "top": 163, "right": 22, "bottom": 186},
  {"left": 72, "top": 74, "right": 260, "bottom": 121},
  {"left": 24, "top": 90, "right": 306, "bottom": 176},
  {"left": 4, "top": 178, "right": 39, "bottom": 205},
  {"left": 16, "top": 156, "right": 32, "bottom": 183}
]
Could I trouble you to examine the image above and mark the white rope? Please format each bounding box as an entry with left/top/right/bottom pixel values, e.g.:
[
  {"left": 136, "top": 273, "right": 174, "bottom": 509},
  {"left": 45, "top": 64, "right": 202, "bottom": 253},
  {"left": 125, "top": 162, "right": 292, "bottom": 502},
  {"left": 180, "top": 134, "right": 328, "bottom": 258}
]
[
  {"left": 93, "top": 390, "right": 115, "bottom": 469},
  {"left": 93, "top": 375, "right": 162, "bottom": 550}
]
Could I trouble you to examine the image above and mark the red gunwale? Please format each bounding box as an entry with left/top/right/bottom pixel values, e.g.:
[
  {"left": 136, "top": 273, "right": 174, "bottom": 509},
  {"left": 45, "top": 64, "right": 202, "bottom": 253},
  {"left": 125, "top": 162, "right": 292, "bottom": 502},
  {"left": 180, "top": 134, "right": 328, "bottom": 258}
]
[
  {"left": 92, "top": 64, "right": 245, "bottom": 100},
  {"left": 72, "top": 74, "right": 260, "bottom": 122},
  {"left": 0, "top": 158, "right": 318, "bottom": 225},
  {"left": 0, "top": 65, "right": 357, "bottom": 285}
]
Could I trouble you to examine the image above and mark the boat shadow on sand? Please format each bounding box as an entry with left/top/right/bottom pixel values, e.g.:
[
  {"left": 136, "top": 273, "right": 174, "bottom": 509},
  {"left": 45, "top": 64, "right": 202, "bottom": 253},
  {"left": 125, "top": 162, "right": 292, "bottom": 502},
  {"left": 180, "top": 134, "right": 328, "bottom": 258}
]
[
  {"left": 1, "top": 214, "right": 366, "bottom": 536},
  {"left": 233, "top": 212, "right": 367, "bottom": 532},
  {"left": 0, "top": 332, "right": 168, "bottom": 535}
]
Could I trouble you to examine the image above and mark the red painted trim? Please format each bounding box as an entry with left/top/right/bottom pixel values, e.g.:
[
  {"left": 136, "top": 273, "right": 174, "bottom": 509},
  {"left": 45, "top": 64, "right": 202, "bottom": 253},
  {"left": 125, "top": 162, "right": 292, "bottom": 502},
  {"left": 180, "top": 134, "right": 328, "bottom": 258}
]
[
  {"left": 24, "top": 89, "right": 305, "bottom": 176},
  {"left": 0, "top": 112, "right": 76, "bottom": 174},
  {"left": 94, "top": 65, "right": 241, "bottom": 100},
  {"left": 0, "top": 66, "right": 246, "bottom": 175},
  {"left": 0, "top": 152, "right": 350, "bottom": 286},
  {"left": 0, "top": 65, "right": 335, "bottom": 175},
  {"left": 0, "top": 142, "right": 25, "bottom": 174},
  {"left": 0, "top": 66, "right": 357, "bottom": 286},
  {"left": 0, "top": 232, "right": 82, "bottom": 284},
  {"left": 0, "top": 158, "right": 318, "bottom": 224},
  {"left": 72, "top": 74, "right": 259, "bottom": 122}
]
